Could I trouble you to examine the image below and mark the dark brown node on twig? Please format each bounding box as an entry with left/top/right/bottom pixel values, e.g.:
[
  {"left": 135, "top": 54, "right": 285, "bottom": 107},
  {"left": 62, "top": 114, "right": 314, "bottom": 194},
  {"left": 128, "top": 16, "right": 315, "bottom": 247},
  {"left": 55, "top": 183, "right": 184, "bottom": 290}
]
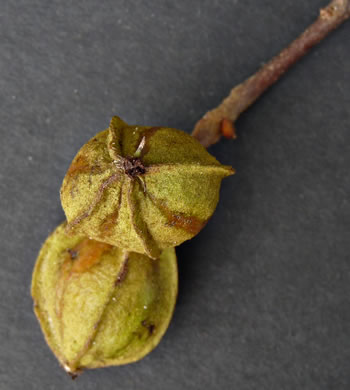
[{"left": 221, "top": 118, "right": 237, "bottom": 139}]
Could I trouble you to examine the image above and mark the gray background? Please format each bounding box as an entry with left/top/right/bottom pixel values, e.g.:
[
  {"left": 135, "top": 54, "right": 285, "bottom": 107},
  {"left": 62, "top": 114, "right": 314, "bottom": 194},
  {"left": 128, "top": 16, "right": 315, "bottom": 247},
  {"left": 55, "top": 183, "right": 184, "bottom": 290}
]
[{"left": 0, "top": 0, "right": 349, "bottom": 389}]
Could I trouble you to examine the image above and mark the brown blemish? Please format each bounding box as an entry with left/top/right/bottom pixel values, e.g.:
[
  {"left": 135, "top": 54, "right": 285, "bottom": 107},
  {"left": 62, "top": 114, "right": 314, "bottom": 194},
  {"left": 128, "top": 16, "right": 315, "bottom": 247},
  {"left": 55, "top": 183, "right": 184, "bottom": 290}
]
[
  {"left": 141, "top": 320, "right": 155, "bottom": 335},
  {"left": 69, "top": 239, "right": 113, "bottom": 274},
  {"left": 66, "top": 155, "right": 90, "bottom": 178},
  {"left": 146, "top": 192, "right": 207, "bottom": 235},
  {"left": 165, "top": 212, "right": 207, "bottom": 234}
]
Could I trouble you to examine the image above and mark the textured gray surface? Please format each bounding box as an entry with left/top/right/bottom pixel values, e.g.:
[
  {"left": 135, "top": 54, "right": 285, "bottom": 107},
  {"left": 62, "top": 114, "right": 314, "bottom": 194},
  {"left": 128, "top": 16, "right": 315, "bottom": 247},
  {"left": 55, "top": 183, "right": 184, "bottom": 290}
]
[{"left": 0, "top": 0, "right": 349, "bottom": 389}]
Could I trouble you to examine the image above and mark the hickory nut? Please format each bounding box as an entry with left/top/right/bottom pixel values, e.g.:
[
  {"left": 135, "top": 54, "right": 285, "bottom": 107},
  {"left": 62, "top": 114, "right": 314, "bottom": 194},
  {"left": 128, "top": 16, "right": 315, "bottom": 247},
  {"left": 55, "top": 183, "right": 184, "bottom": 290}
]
[
  {"left": 31, "top": 222, "right": 178, "bottom": 376},
  {"left": 60, "top": 116, "right": 234, "bottom": 258}
]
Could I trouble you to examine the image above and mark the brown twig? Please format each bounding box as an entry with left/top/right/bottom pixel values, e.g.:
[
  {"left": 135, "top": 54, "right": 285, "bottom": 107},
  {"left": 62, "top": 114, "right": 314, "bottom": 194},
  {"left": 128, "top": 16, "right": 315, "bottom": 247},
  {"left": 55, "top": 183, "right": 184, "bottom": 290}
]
[{"left": 192, "top": 0, "right": 350, "bottom": 148}]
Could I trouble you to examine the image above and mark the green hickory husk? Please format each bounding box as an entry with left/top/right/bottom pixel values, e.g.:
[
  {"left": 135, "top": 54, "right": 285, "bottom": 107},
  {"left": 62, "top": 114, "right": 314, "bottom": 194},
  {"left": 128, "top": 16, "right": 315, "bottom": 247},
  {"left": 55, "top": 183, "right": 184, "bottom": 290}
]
[
  {"left": 60, "top": 116, "right": 234, "bottom": 258},
  {"left": 31, "top": 222, "right": 178, "bottom": 376}
]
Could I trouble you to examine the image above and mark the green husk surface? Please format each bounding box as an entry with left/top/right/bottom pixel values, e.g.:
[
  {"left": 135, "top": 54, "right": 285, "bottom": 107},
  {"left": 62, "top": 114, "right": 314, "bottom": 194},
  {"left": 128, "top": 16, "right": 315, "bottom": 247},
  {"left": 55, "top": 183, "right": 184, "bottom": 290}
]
[
  {"left": 60, "top": 116, "right": 234, "bottom": 258},
  {"left": 31, "top": 222, "right": 178, "bottom": 376}
]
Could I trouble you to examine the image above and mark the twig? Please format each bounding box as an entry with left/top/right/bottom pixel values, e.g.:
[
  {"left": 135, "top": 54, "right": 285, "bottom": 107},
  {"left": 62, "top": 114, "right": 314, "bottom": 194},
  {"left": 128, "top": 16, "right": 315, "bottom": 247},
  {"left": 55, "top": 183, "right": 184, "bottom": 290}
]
[{"left": 192, "top": 0, "right": 350, "bottom": 148}]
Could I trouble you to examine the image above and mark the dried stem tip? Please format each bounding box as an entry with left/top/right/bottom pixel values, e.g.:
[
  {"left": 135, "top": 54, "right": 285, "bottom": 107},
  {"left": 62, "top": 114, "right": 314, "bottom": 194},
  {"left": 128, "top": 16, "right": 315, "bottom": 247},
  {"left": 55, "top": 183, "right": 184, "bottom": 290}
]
[{"left": 192, "top": 0, "right": 350, "bottom": 147}]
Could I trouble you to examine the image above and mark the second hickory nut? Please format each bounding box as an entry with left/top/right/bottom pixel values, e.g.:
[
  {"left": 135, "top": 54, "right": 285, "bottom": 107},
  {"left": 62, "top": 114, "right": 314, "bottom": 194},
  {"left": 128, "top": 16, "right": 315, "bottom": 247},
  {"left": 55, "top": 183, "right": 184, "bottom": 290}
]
[
  {"left": 31, "top": 222, "right": 178, "bottom": 376},
  {"left": 60, "top": 116, "right": 234, "bottom": 258}
]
